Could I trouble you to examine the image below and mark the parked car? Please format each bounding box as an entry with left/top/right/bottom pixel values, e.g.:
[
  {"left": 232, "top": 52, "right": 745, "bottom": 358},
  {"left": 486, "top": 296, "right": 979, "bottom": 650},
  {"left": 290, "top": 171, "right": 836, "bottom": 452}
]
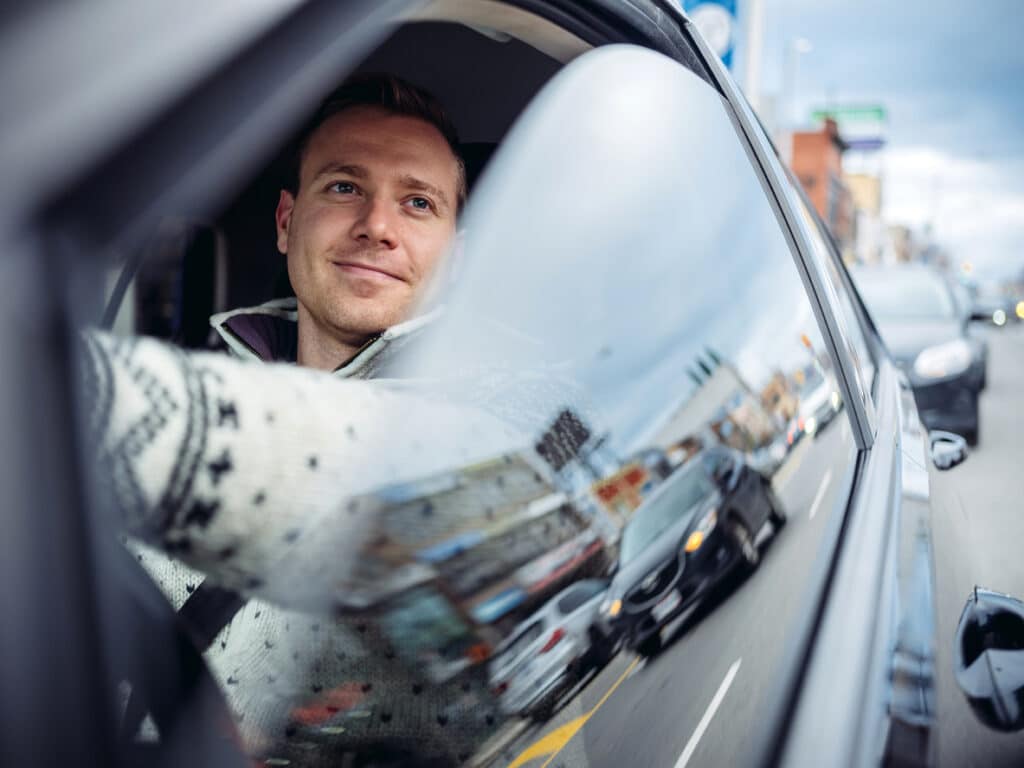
[
  {"left": 600, "top": 448, "right": 784, "bottom": 657},
  {"left": 968, "top": 284, "right": 1020, "bottom": 326},
  {"left": 852, "top": 265, "right": 986, "bottom": 444},
  {"left": 489, "top": 579, "right": 618, "bottom": 720},
  {"left": 1, "top": 2, "right": 997, "bottom": 767},
  {"left": 795, "top": 368, "right": 843, "bottom": 439}
]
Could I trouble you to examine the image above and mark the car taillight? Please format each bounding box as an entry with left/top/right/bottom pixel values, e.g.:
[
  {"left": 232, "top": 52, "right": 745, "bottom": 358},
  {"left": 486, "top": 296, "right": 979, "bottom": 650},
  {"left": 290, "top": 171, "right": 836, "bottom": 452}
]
[
  {"left": 539, "top": 628, "right": 565, "bottom": 654},
  {"left": 492, "top": 681, "right": 509, "bottom": 696}
]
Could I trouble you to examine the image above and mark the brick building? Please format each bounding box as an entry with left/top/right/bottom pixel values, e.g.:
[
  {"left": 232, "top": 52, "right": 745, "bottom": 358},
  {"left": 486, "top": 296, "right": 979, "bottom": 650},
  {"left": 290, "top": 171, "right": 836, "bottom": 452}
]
[{"left": 791, "top": 118, "right": 855, "bottom": 256}]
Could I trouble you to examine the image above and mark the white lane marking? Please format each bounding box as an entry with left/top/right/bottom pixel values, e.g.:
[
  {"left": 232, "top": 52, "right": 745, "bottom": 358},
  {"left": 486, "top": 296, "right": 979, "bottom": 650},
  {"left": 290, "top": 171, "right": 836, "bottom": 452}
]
[
  {"left": 808, "top": 469, "right": 833, "bottom": 520},
  {"left": 673, "top": 658, "right": 742, "bottom": 768}
]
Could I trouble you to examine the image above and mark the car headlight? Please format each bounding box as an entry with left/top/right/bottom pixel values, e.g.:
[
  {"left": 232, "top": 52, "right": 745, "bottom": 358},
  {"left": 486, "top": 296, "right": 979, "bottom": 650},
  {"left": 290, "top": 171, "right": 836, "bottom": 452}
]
[
  {"left": 993, "top": 309, "right": 1007, "bottom": 326},
  {"left": 684, "top": 508, "right": 718, "bottom": 553},
  {"left": 913, "top": 339, "right": 972, "bottom": 379},
  {"left": 600, "top": 598, "right": 622, "bottom": 618}
]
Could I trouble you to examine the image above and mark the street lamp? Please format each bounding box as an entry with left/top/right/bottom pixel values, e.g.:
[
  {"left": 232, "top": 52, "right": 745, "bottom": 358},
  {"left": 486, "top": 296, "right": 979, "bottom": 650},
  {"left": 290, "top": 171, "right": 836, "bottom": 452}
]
[{"left": 780, "top": 36, "right": 813, "bottom": 165}]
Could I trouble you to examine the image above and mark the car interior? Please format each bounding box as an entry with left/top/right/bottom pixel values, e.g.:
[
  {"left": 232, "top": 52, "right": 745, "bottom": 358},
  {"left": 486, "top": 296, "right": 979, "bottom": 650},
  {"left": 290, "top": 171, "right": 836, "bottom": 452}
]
[
  {"left": 111, "top": 4, "right": 598, "bottom": 346},
  {"left": 97, "top": 8, "right": 606, "bottom": 758}
]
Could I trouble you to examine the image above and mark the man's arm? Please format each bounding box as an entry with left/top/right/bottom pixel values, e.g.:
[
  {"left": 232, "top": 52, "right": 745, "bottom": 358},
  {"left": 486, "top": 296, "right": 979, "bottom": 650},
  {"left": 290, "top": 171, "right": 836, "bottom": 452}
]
[{"left": 79, "top": 330, "right": 386, "bottom": 610}]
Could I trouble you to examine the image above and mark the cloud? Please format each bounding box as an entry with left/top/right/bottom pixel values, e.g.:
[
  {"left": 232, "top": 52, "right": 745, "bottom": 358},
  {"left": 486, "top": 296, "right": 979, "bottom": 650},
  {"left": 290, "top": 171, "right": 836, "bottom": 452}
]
[
  {"left": 884, "top": 146, "right": 1024, "bottom": 277},
  {"left": 747, "top": 0, "right": 1024, "bottom": 279}
]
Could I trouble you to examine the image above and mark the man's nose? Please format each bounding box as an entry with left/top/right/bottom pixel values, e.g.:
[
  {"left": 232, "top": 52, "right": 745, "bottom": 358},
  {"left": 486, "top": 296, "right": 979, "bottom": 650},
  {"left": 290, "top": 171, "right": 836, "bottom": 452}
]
[{"left": 352, "top": 196, "right": 398, "bottom": 249}]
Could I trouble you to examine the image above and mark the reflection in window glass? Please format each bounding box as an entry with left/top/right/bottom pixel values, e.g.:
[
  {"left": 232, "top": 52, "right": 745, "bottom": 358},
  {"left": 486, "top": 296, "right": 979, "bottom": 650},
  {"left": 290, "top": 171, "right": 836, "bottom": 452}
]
[
  {"left": 83, "top": 47, "right": 865, "bottom": 767},
  {"left": 795, "top": 198, "right": 878, "bottom": 395},
  {"left": 284, "top": 49, "right": 862, "bottom": 765}
]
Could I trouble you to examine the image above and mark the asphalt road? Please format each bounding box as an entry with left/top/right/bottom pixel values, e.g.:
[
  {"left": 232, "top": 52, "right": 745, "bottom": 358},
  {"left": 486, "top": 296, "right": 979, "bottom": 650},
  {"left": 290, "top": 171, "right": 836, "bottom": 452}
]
[
  {"left": 493, "top": 411, "right": 857, "bottom": 768},
  {"left": 930, "top": 322, "right": 1024, "bottom": 768},
  {"left": 492, "top": 323, "right": 1024, "bottom": 768}
]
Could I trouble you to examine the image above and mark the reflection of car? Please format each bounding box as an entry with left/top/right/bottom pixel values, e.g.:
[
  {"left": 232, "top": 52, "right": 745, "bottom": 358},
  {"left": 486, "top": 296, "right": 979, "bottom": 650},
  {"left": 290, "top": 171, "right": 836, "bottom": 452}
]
[
  {"left": 746, "top": 435, "right": 788, "bottom": 476},
  {"left": 796, "top": 372, "right": 842, "bottom": 439},
  {"left": 489, "top": 579, "right": 618, "bottom": 719},
  {"left": 853, "top": 265, "right": 985, "bottom": 444},
  {"left": 601, "top": 448, "right": 784, "bottom": 657}
]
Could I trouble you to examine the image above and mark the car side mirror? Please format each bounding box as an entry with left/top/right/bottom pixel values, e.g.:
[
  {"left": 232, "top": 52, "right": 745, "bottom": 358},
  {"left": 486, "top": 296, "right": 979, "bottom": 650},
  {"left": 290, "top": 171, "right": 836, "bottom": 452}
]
[
  {"left": 930, "top": 430, "right": 968, "bottom": 470},
  {"left": 954, "top": 587, "right": 1024, "bottom": 732}
]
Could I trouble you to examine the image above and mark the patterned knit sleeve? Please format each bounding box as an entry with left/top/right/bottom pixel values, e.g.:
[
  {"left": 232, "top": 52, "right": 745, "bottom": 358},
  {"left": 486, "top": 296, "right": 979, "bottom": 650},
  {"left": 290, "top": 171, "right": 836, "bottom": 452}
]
[{"left": 77, "top": 330, "right": 393, "bottom": 611}]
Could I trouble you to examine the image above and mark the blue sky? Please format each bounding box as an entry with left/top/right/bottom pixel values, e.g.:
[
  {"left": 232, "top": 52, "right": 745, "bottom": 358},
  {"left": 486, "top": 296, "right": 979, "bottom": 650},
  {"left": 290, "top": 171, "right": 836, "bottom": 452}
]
[{"left": 728, "top": 0, "right": 1024, "bottom": 281}]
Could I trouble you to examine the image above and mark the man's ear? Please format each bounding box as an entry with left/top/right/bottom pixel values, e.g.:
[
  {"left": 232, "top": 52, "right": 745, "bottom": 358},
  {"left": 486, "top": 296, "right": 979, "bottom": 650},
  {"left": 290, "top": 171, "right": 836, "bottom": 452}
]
[{"left": 275, "top": 190, "right": 295, "bottom": 254}]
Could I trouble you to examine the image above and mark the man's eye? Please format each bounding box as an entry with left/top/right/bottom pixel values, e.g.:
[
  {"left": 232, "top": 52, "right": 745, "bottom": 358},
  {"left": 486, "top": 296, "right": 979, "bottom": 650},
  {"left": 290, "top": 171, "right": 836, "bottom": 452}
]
[
  {"left": 328, "top": 181, "right": 357, "bottom": 194},
  {"left": 407, "top": 197, "right": 433, "bottom": 211}
]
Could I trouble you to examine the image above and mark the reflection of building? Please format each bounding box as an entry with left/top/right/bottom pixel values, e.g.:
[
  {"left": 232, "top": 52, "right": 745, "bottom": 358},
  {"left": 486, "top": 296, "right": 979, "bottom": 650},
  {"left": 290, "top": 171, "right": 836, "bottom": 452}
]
[
  {"left": 791, "top": 118, "right": 855, "bottom": 257},
  {"left": 652, "top": 353, "right": 778, "bottom": 454},
  {"left": 348, "top": 451, "right": 609, "bottom": 678},
  {"left": 760, "top": 371, "right": 798, "bottom": 424},
  {"left": 590, "top": 448, "right": 671, "bottom": 522}
]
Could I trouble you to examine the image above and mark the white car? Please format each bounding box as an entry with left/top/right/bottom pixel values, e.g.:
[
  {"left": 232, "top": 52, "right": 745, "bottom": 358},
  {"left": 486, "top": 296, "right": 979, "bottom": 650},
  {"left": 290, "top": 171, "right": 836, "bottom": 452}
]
[{"left": 489, "top": 579, "right": 618, "bottom": 719}]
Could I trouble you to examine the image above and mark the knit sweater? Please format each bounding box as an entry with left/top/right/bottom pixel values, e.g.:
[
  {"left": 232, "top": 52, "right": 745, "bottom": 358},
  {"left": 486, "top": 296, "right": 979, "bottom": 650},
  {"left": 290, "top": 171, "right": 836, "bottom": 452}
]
[{"left": 82, "top": 304, "right": 516, "bottom": 761}]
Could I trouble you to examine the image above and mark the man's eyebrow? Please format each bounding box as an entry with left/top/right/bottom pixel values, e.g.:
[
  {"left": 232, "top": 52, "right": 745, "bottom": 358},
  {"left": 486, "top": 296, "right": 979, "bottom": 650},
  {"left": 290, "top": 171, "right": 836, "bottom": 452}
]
[
  {"left": 399, "top": 174, "right": 451, "bottom": 212},
  {"left": 311, "top": 162, "right": 368, "bottom": 181}
]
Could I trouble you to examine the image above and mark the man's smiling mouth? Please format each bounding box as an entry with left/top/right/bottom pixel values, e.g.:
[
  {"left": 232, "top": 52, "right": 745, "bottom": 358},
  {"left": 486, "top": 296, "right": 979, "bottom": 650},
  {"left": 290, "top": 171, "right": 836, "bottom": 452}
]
[{"left": 330, "top": 260, "right": 404, "bottom": 282}]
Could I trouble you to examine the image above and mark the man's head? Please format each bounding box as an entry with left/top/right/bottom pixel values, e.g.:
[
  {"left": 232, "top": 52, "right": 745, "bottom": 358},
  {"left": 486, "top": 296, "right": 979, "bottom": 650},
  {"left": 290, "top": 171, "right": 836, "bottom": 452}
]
[{"left": 275, "top": 74, "right": 465, "bottom": 370}]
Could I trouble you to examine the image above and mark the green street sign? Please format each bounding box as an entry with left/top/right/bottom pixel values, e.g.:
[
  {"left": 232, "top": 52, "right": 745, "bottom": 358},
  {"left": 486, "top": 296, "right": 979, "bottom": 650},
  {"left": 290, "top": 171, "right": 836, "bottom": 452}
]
[{"left": 811, "top": 106, "right": 887, "bottom": 123}]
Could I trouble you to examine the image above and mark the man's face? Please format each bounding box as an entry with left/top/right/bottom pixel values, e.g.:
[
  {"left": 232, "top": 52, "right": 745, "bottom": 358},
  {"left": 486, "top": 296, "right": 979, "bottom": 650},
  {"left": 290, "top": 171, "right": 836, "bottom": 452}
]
[{"left": 276, "top": 106, "right": 459, "bottom": 348}]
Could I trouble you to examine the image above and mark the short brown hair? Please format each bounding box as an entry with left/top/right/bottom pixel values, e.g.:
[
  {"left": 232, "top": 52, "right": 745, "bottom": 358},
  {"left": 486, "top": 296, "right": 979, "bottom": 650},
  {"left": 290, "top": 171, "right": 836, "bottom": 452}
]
[{"left": 285, "top": 73, "right": 467, "bottom": 215}]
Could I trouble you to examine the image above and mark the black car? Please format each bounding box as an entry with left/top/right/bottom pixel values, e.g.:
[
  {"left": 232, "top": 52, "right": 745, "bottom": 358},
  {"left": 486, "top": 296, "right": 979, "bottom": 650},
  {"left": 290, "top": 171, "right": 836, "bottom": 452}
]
[
  {"left": 853, "top": 265, "right": 985, "bottom": 445},
  {"left": 601, "top": 448, "right": 784, "bottom": 657}
]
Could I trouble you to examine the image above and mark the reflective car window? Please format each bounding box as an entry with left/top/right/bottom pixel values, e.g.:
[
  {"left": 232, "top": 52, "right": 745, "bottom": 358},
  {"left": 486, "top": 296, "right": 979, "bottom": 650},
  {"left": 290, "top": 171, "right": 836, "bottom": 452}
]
[
  {"left": 556, "top": 580, "right": 605, "bottom": 614},
  {"left": 620, "top": 463, "right": 715, "bottom": 564},
  {"left": 794, "top": 197, "right": 878, "bottom": 394},
  {"left": 79, "top": 44, "right": 865, "bottom": 767}
]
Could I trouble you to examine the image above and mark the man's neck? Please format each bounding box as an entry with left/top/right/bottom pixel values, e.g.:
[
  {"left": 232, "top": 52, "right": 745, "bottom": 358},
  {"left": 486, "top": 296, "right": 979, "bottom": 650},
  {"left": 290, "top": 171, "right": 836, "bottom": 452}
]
[{"left": 295, "top": 313, "right": 368, "bottom": 372}]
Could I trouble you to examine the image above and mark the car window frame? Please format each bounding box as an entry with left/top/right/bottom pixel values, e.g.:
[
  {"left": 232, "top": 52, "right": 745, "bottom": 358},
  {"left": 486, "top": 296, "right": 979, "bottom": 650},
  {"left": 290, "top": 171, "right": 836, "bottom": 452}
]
[
  {"left": 681, "top": 16, "right": 875, "bottom": 453},
  {"left": 785, "top": 170, "right": 885, "bottom": 400}
]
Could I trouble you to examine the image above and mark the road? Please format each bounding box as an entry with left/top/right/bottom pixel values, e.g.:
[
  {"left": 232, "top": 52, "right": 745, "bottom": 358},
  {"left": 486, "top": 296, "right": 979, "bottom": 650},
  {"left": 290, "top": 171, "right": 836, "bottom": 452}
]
[
  {"left": 488, "top": 323, "right": 1024, "bottom": 768},
  {"left": 931, "top": 322, "right": 1024, "bottom": 768},
  {"left": 490, "top": 411, "right": 855, "bottom": 768}
]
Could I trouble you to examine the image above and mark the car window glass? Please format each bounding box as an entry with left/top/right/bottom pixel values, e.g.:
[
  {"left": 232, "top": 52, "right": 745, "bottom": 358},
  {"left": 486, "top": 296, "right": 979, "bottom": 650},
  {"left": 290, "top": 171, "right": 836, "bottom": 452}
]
[
  {"left": 556, "top": 581, "right": 604, "bottom": 613},
  {"left": 81, "top": 44, "right": 863, "bottom": 767},
  {"left": 794, "top": 197, "right": 878, "bottom": 394},
  {"left": 349, "top": 48, "right": 861, "bottom": 764}
]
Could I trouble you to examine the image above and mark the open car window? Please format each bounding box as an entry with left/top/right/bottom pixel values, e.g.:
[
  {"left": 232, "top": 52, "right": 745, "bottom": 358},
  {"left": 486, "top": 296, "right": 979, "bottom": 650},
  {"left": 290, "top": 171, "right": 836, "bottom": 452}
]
[{"left": 65, "top": 39, "right": 868, "bottom": 767}]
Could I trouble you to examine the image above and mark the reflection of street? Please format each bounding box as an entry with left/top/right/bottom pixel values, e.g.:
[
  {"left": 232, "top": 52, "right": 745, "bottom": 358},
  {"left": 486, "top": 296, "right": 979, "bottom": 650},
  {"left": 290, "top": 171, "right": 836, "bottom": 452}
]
[{"left": 496, "top": 414, "right": 852, "bottom": 767}]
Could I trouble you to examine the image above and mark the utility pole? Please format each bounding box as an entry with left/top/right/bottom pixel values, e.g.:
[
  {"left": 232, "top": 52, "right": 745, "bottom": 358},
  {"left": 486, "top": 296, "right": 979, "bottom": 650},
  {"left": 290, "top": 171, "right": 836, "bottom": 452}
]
[{"left": 742, "top": 0, "right": 764, "bottom": 112}]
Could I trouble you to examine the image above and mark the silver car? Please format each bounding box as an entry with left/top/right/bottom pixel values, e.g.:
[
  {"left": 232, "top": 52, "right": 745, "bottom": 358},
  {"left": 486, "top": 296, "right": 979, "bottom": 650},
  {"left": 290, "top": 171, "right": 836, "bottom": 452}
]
[
  {"left": 3, "top": 2, "right": 1018, "bottom": 767},
  {"left": 489, "top": 579, "right": 617, "bottom": 719}
]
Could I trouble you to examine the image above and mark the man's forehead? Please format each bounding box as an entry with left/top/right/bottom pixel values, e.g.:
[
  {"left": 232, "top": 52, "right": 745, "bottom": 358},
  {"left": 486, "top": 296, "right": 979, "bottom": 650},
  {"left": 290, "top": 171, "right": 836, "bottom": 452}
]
[{"left": 303, "top": 107, "right": 456, "bottom": 183}]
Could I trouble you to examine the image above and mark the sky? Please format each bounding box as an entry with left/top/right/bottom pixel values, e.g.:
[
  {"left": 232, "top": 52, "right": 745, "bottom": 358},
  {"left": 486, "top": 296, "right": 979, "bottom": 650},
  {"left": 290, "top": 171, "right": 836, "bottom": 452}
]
[{"left": 731, "top": 0, "right": 1024, "bottom": 282}]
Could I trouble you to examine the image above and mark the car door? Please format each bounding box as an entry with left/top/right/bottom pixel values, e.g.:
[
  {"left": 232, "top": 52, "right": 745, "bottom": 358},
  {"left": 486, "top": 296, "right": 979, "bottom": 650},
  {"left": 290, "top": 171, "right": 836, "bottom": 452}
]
[
  {"left": 377, "top": 41, "right": 868, "bottom": 766},
  {"left": 0, "top": 5, "right": 936, "bottom": 768}
]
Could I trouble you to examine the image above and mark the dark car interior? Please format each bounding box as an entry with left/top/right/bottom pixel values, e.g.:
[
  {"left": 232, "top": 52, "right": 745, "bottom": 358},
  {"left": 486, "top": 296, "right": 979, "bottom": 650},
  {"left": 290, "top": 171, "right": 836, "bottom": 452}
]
[{"left": 112, "top": 11, "right": 588, "bottom": 347}]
